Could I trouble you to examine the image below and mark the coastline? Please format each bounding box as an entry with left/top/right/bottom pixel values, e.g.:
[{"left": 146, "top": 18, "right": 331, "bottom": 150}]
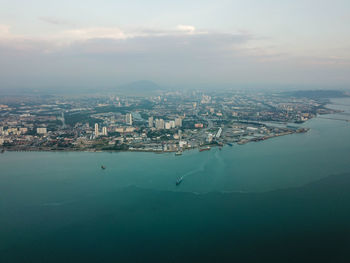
[{"left": 1, "top": 127, "right": 309, "bottom": 154}]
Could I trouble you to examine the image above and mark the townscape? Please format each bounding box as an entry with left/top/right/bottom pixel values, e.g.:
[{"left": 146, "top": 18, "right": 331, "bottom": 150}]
[{"left": 0, "top": 89, "right": 341, "bottom": 154}]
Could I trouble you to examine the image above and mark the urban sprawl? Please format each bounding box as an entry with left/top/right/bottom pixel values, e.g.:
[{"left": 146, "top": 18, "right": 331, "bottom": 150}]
[{"left": 0, "top": 90, "right": 340, "bottom": 154}]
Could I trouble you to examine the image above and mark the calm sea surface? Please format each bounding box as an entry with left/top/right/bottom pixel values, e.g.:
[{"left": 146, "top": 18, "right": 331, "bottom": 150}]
[{"left": 1, "top": 98, "right": 350, "bottom": 262}]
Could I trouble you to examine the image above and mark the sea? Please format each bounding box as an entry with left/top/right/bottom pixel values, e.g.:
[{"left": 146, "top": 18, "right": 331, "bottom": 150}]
[{"left": 1, "top": 98, "right": 350, "bottom": 262}]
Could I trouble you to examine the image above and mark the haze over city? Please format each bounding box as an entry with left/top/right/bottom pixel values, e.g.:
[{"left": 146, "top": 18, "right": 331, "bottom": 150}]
[
  {"left": 1, "top": 2, "right": 350, "bottom": 263},
  {"left": 1, "top": 0, "right": 350, "bottom": 90}
]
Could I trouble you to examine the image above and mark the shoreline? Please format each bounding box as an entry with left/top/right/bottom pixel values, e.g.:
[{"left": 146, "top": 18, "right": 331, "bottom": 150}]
[{"left": 1, "top": 127, "right": 309, "bottom": 154}]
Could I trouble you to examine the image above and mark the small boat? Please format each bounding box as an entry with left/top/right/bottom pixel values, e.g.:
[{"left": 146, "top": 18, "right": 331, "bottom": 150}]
[
  {"left": 176, "top": 176, "right": 184, "bottom": 186},
  {"left": 199, "top": 146, "right": 211, "bottom": 152},
  {"left": 175, "top": 151, "right": 182, "bottom": 156},
  {"left": 227, "top": 143, "right": 233, "bottom": 147},
  {"left": 101, "top": 165, "right": 106, "bottom": 170}
]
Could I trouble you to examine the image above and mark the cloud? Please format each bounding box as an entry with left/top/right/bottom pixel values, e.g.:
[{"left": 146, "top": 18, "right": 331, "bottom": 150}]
[
  {"left": 60, "top": 27, "right": 128, "bottom": 41},
  {"left": 0, "top": 24, "right": 349, "bottom": 88},
  {"left": 0, "top": 24, "right": 10, "bottom": 36},
  {"left": 176, "top": 25, "right": 196, "bottom": 34},
  {"left": 56, "top": 24, "right": 206, "bottom": 43},
  {"left": 0, "top": 24, "right": 247, "bottom": 53}
]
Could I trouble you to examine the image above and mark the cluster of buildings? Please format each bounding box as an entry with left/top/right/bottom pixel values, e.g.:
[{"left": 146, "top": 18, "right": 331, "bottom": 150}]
[
  {"left": 94, "top": 123, "right": 108, "bottom": 137},
  {"left": 0, "top": 89, "right": 337, "bottom": 151},
  {"left": 149, "top": 116, "right": 183, "bottom": 130}
]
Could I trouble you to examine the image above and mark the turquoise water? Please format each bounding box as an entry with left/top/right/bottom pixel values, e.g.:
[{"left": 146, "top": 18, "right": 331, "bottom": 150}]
[
  {"left": 1, "top": 98, "right": 350, "bottom": 262},
  {"left": 1, "top": 99, "right": 350, "bottom": 194}
]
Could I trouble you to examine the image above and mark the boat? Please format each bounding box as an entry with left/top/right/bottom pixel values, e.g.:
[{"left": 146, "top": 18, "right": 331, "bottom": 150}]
[
  {"left": 227, "top": 143, "right": 233, "bottom": 147},
  {"left": 199, "top": 146, "right": 211, "bottom": 152},
  {"left": 176, "top": 176, "right": 184, "bottom": 186},
  {"left": 175, "top": 151, "right": 183, "bottom": 156},
  {"left": 101, "top": 165, "right": 106, "bottom": 170},
  {"left": 237, "top": 140, "right": 248, "bottom": 145}
]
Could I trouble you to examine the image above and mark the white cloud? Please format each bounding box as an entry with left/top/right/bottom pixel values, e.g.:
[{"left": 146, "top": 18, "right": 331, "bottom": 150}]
[
  {"left": 0, "top": 24, "right": 214, "bottom": 51},
  {"left": 176, "top": 25, "right": 196, "bottom": 34},
  {"left": 0, "top": 24, "right": 208, "bottom": 44},
  {"left": 60, "top": 27, "right": 128, "bottom": 41},
  {"left": 0, "top": 24, "right": 11, "bottom": 37}
]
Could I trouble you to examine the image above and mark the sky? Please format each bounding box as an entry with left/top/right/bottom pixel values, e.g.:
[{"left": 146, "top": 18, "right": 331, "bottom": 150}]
[{"left": 0, "top": 0, "right": 349, "bottom": 90}]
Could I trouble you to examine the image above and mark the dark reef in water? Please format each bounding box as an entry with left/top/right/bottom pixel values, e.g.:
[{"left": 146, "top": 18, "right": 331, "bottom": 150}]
[{"left": 1, "top": 173, "right": 350, "bottom": 263}]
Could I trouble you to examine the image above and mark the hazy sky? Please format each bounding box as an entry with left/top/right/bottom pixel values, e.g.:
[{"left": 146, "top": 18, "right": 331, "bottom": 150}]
[{"left": 0, "top": 0, "right": 349, "bottom": 89}]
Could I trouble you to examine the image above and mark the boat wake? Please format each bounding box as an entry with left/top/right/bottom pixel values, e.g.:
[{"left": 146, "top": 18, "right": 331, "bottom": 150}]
[{"left": 40, "top": 200, "right": 76, "bottom": 207}]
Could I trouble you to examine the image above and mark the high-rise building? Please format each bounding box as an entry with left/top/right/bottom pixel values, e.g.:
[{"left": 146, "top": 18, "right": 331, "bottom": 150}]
[
  {"left": 94, "top": 123, "right": 99, "bottom": 137},
  {"left": 126, "top": 113, "right": 133, "bottom": 125},
  {"left": 102, "top": 127, "right": 108, "bottom": 136},
  {"left": 178, "top": 130, "right": 182, "bottom": 141},
  {"left": 148, "top": 116, "right": 154, "bottom": 128},
  {"left": 61, "top": 112, "right": 66, "bottom": 128},
  {"left": 155, "top": 119, "right": 165, "bottom": 130},
  {"left": 215, "top": 127, "right": 222, "bottom": 138},
  {"left": 165, "top": 122, "right": 171, "bottom": 130},
  {"left": 175, "top": 117, "right": 182, "bottom": 127}
]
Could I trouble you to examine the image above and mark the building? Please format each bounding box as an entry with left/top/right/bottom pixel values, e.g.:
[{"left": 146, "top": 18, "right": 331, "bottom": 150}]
[
  {"left": 59, "top": 112, "right": 66, "bottom": 128},
  {"left": 7, "top": 128, "right": 19, "bottom": 135},
  {"left": 207, "top": 133, "right": 214, "bottom": 143},
  {"left": 155, "top": 119, "right": 165, "bottom": 130},
  {"left": 175, "top": 117, "right": 182, "bottom": 127},
  {"left": 165, "top": 122, "right": 171, "bottom": 130},
  {"left": 179, "top": 140, "right": 187, "bottom": 148},
  {"left": 19, "top": 128, "right": 28, "bottom": 134},
  {"left": 148, "top": 116, "right": 153, "bottom": 128},
  {"left": 169, "top": 120, "right": 175, "bottom": 129},
  {"left": 216, "top": 127, "right": 222, "bottom": 138},
  {"left": 102, "top": 127, "right": 108, "bottom": 136},
  {"left": 94, "top": 123, "right": 99, "bottom": 137},
  {"left": 155, "top": 119, "right": 160, "bottom": 129},
  {"left": 36, "top": 127, "right": 47, "bottom": 134},
  {"left": 126, "top": 113, "right": 133, "bottom": 125},
  {"left": 115, "top": 127, "right": 135, "bottom": 133}
]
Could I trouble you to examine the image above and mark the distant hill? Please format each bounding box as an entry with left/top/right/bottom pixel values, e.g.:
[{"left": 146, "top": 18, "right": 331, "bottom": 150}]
[
  {"left": 282, "top": 90, "right": 349, "bottom": 99},
  {"left": 115, "top": 80, "right": 164, "bottom": 95}
]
